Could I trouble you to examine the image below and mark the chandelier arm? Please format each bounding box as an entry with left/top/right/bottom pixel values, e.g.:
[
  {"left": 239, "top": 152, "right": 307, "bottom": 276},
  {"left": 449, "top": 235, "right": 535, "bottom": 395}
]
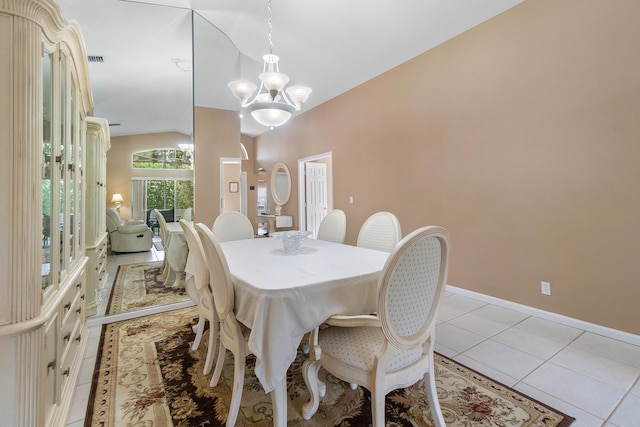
[
  {"left": 278, "top": 90, "right": 298, "bottom": 110},
  {"left": 244, "top": 79, "right": 266, "bottom": 106}
]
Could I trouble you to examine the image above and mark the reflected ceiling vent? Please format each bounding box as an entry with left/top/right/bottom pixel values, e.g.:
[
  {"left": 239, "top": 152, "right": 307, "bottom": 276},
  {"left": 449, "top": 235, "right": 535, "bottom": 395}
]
[{"left": 87, "top": 55, "right": 104, "bottom": 63}]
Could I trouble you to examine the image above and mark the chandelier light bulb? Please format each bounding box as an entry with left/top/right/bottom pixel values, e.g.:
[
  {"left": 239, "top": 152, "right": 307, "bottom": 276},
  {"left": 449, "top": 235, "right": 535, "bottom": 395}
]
[
  {"left": 228, "top": 81, "right": 257, "bottom": 105},
  {"left": 259, "top": 71, "right": 290, "bottom": 92},
  {"left": 286, "top": 85, "right": 312, "bottom": 108}
]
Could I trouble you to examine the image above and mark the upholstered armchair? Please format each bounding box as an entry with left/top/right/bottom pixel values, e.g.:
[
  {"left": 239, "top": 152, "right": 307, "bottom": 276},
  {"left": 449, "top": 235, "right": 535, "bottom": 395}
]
[{"left": 106, "top": 208, "right": 153, "bottom": 253}]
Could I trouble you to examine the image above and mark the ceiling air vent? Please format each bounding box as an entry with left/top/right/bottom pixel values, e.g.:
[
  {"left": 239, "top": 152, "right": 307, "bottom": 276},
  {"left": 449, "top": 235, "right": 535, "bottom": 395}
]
[{"left": 87, "top": 55, "right": 104, "bottom": 63}]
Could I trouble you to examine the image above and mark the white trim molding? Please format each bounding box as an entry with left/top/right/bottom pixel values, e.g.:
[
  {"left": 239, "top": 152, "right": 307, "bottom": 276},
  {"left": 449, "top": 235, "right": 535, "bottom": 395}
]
[{"left": 446, "top": 285, "right": 640, "bottom": 347}]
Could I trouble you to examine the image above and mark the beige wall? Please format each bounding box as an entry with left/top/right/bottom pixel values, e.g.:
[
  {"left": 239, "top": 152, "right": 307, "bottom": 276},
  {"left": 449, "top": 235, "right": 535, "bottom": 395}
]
[
  {"left": 193, "top": 107, "right": 241, "bottom": 227},
  {"left": 254, "top": 0, "right": 640, "bottom": 334},
  {"left": 107, "top": 131, "right": 193, "bottom": 219}
]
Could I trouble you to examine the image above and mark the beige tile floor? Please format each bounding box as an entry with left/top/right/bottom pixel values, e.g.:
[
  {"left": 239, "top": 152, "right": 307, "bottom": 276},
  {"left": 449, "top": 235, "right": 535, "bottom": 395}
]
[{"left": 66, "top": 246, "right": 640, "bottom": 427}]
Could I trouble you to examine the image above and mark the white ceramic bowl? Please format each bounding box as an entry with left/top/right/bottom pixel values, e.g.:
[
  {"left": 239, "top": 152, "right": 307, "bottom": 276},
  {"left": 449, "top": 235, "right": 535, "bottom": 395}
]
[{"left": 271, "top": 230, "right": 312, "bottom": 252}]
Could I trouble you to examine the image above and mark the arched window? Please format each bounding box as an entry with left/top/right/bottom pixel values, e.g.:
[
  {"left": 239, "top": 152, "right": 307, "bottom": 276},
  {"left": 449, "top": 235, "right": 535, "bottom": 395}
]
[{"left": 132, "top": 147, "right": 193, "bottom": 170}]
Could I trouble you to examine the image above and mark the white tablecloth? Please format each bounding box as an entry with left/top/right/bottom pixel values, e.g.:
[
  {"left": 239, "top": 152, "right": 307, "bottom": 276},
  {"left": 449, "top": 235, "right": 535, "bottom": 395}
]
[
  {"left": 165, "top": 222, "right": 188, "bottom": 272},
  {"left": 219, "top": 237, "right": 389, "bottom": 393}
]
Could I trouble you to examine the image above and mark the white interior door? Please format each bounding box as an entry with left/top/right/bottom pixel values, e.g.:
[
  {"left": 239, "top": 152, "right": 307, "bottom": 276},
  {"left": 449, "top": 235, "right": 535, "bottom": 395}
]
[{"left": 305, "top": 162, "right": 327, "bottom": 238}]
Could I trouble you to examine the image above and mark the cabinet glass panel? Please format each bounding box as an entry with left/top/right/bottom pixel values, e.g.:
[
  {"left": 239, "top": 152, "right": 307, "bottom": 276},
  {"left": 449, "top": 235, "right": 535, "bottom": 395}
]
[
  {"left": 59, "top": 53, "right": 67, "bottom": 274},
  {"left": 77, "top": 127, "right": 84, "bottom": 256},
  {"left": 69, "top": 81, "right": 76, "bottom": 263},
  {"left": 42, "top": 49, "right": 53, "bottom": 291}
]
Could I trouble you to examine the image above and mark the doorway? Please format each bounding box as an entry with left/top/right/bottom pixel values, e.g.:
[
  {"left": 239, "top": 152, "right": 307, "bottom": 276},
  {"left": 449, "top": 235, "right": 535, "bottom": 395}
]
[
  {"left": 219, "top": 157, "right": 247, "bottom": 215},
  {"left": 297, "top": 152, "right": 333, "bottom": 238}
]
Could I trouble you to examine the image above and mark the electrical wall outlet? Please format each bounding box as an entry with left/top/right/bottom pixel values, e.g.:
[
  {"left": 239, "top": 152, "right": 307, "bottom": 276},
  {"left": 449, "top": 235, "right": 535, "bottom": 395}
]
[{"left": 541, "top": 281, "right": 551, "bottom": 295}]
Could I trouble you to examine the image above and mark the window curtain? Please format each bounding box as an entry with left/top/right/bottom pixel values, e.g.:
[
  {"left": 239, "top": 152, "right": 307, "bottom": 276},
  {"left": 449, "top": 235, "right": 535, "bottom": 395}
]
[{"left": 131, "top": 179, "right": 146, "bottom": 221}]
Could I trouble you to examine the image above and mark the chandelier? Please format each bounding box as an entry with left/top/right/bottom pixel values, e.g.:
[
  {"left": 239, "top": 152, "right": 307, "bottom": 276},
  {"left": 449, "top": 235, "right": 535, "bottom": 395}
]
[{"left": 228, "top": 0, "right": 312, "bottom": 129}]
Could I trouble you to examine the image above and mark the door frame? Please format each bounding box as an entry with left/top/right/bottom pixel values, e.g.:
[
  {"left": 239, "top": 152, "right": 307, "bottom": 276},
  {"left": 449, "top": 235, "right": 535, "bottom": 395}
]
[
  {"left": 219, "top": 157, "right": 244, "bottom": 214},
  {"left": 297, "top": 152, "right": 333, "bottom": 233}
]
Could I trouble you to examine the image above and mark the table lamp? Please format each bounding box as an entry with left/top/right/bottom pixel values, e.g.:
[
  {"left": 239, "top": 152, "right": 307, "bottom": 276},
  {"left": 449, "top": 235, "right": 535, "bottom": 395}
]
[{"left": 111, "top": 193, "right": 124, "bottom": 211}]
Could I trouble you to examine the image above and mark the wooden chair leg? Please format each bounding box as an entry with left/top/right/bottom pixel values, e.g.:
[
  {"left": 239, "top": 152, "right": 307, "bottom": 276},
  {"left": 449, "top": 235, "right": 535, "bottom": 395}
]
[
  {"left": 425, "top": 366, "right": 445, "bottom": 427},
  {"left": 191, "top": 315, "right": 204, "bottom": 350},
  {"left": 203, "top": 321, "right": 217, "bottom": 375},
  {"left": 226, "top": 353, "right": 245, "bottom": 427}
]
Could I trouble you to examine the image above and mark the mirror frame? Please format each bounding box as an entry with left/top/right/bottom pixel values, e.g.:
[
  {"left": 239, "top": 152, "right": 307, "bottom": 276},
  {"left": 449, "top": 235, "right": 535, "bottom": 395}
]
[{"left": 271, "top": 162, "right": 291, "bottom": 213}]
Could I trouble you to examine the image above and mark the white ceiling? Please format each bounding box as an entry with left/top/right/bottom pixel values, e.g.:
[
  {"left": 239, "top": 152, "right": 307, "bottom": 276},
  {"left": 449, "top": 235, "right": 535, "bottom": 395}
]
[{"left": 57, "top": 0, "right": 523, "bottom": 138}]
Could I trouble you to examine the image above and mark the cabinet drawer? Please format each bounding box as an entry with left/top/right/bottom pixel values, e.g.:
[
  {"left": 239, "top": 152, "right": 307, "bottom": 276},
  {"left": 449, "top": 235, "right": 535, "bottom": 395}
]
[
  {"left": 96, "top": 245, "right": 107, "bottom": 273},
  {"left": 97, "top": 255, "right": 107, "bottom": 274},
  {"left": 61, "top": 280, "right": 84, "bottom": 325},
  {"left": 60, "top": 277, "right": 85, "bottom": 356},
  {"left": 98, "top": 239, "right": 108, "bottom": 257},
  {"left": 60, "top": 319, "right": 84, "bottom": 391},
  {"left": 59, "top": 307, "right": 81, "bottom": 356},
  {"left": 43, "top": 315, "right": 59, "bottom": 425}
]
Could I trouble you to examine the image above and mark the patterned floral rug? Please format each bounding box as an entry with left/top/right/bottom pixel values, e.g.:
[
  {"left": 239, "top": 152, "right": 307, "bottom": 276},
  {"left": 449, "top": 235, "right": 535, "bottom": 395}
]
[
  {"left": 106, "top": 262, "right": 188, "bottom": 314},
  {"left": 86, "top": 307, "right": 575, "bottom": 427}
]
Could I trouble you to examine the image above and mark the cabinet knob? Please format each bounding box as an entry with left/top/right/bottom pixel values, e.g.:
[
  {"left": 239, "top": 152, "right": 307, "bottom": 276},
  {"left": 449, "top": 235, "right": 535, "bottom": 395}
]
[
  {"left": 63, "top": 333, "right": 70, "bottom": 342},
  {"left": 64, "top": 302, "right": 71, "bottom": 310},
  {"left": 76, "top": 307, "right": 82, "bottom": 315},
  {"left": 47, "top": 360, "right": 56, "bottom": 373},
  {"left": 63, "top": 368, "right": 70, "bottom": 377},
  {"left": 75, "top": 334, "right": 82, "bottom": 342}
]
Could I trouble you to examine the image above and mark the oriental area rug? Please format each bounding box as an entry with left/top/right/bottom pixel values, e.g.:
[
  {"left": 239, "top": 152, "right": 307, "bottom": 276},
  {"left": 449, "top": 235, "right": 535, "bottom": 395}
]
[
  {"left": 85, "top": 308, "right": 574, "bottom": 427},
  {"left": 106, "top": 262, "right": 188, "bottom": 314}
]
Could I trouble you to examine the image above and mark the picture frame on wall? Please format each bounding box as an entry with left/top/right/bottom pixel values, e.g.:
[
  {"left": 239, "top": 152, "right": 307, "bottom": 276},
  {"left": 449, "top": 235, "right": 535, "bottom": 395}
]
[{"left": 229, "top": 181, "right": 239, "bottom": 193}]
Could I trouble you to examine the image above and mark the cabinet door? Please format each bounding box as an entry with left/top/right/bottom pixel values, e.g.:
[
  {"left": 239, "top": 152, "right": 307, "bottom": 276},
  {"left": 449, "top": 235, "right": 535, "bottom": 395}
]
[
  {"left": 68, "top": 77, "right": 77, "bottom": 264},
  {"left": 42, "top": 42, "right": 54, "bottom": 293},
  {"left": 58, "top": 50, "right": 68, "bottom": 278}
]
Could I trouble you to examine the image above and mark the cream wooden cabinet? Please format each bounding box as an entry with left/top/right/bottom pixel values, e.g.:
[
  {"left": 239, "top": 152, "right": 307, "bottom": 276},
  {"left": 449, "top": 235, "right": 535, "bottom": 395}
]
[
  {"left": 256, "top": 214, "right": 293, "bottom": 234},
  {"left": 0, "top": 1, "right": 93, "bottom": 426},
  {"left": 85, "top": 117, "right": 110, "bottom": 316}
]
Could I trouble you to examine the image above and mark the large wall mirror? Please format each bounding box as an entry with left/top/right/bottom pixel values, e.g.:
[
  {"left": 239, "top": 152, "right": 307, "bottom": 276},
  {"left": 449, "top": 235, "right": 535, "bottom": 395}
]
[
  {"left": 271, "top": 163, "right": 291, "bottom": 215},
  {"left": 58, "top": 0, "right": 240, "bottom": 323}
]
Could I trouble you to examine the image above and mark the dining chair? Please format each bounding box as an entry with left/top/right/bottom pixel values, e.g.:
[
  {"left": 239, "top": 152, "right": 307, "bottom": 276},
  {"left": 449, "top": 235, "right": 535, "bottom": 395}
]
[
  {"left": 183, "top": 207, "right": 193, "bottom": 221},
  {"left": 196, "top": 223, "right": 252, "bottom": 427},
  {"left": 316, "top": 209, "right": 346, "bottom": 244},
  {"left": 302, "top": 225, "right": 450, "bottom": 427},
  {"left": 180, "top": 219, "right": 218, "bottom": 375},
  {"left": 212, "top": 211, "right": 255, "bottom": 242},
  {"left": 356, "top": 211, "right": 402, "bottom": 252},
  {"left": 311, "top": 210, "right": 395, "bottom": 360},
  {"left": 153, "top": 208, "right": 174, "bottom": 283}
]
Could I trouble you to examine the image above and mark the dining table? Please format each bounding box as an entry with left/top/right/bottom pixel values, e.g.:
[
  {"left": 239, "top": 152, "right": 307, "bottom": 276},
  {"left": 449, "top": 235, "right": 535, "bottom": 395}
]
[{"left": 218, "top": 236, "right": 389, "bottom": 426}]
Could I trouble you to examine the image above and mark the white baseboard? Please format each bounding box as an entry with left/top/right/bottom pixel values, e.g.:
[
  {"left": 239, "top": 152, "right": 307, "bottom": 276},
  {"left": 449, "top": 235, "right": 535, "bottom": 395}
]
[
  {"left": 446, "top": 284, "right": 640, "bottom": 347},
  {"left": 87, "top": 300, "right": 196, "bottom": 327}
]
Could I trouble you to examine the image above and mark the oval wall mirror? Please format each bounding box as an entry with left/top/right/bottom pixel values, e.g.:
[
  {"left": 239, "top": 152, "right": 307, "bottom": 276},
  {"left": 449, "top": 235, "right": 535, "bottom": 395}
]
[{"left": 271, "top": 162, "right": 291, "bottom": 215}]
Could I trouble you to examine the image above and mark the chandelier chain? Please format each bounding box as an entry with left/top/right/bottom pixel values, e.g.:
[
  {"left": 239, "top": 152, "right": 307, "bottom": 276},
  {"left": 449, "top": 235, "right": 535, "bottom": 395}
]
[{"left": 267, "top": 0, "right": 273, "bottom": 54}]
